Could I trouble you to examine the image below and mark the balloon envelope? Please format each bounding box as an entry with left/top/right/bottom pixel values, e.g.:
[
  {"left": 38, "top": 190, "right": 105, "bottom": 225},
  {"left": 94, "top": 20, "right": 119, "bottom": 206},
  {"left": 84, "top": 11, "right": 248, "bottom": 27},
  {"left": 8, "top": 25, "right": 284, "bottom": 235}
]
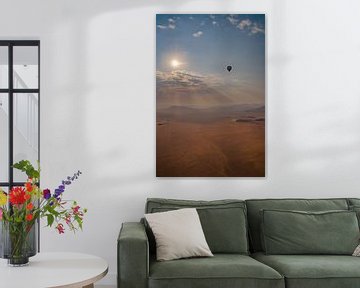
[{"left": 226, "top": 65, "right": 232, "bottom": 72}]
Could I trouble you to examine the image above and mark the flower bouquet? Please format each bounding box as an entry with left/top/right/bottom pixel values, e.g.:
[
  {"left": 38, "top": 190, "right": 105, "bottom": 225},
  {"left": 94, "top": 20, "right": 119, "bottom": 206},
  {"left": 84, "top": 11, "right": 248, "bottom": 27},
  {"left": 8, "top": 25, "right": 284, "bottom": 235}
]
[{"left": 0, "top": 160, "right": 87, "bottom": 266}]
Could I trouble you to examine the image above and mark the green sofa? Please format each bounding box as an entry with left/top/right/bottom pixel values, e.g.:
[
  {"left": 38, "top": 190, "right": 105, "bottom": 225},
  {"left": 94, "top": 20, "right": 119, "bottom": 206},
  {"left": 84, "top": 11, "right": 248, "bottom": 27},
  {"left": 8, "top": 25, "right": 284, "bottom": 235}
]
[{"left": 118, "top": 198, "right": 360, "bottom": 288}]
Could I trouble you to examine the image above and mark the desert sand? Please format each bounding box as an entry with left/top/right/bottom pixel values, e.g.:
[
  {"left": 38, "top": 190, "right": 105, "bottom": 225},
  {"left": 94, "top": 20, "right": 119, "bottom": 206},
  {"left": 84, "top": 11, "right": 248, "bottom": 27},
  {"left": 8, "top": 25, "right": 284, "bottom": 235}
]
[{"left": 156, "top": 117, "right": 265, "bottom": 177}]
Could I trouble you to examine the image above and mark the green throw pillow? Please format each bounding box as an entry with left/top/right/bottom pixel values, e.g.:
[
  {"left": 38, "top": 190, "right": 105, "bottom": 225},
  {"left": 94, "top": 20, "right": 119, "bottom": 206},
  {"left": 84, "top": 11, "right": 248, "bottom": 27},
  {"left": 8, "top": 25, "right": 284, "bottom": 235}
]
[
  {"left": 261, "top": 209, "right": 360, "bottom": 255},
  {"left": 349, "top": 205, "right": 360, "bottom": 228}
]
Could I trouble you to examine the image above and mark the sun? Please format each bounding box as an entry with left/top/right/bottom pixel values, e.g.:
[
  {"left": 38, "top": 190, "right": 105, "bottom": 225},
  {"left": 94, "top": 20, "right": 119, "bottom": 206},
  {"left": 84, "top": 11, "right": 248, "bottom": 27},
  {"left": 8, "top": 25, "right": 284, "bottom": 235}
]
[{"left": 170, "top": 59, "right": 180, "bottom": 69}]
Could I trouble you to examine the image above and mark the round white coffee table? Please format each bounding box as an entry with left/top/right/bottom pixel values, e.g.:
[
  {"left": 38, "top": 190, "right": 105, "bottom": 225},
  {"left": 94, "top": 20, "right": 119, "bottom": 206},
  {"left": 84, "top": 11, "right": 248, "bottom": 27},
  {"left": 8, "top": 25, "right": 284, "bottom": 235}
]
[{"left": 0, "top": 252, "right": 108, "bottom": 288}]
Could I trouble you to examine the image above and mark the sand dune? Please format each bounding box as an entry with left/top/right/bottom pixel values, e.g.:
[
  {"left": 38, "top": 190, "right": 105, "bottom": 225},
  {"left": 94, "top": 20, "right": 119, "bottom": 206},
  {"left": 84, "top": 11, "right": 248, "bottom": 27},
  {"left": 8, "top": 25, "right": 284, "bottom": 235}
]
[
  {"left": 156, "top": 119, "right": 265, "bottom": 177},
  {"left": 157, "top": 104, "right": 265, "bottom": 124}
]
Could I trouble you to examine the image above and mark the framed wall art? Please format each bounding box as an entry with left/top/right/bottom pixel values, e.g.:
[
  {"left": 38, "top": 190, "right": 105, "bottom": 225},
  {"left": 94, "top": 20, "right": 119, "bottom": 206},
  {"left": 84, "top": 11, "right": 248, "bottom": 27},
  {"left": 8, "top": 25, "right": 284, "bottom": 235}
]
[{"left": 156, "top": 14, "right": 265, "bottom": 177}]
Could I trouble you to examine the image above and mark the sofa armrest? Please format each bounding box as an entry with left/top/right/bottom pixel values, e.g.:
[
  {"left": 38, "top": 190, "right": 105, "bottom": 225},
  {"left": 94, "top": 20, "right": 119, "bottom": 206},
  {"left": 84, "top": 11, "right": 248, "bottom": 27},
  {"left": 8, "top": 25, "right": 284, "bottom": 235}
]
[{"left": 118, "top": 222, "right": 149, "bottom": 288}]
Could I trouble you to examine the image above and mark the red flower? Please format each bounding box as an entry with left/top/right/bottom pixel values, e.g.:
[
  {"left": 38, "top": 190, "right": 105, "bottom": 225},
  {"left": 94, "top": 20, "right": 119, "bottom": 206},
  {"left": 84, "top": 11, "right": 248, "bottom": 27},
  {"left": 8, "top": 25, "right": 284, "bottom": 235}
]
[
  {"left": 24, "top": 193, "right": 31, "bottom": 200},
  {"left": 25, "top": 182, "right": 33, "bottom": 192},
  {"left": 56, "top": 223, "right": 65, "bottom": 234},
  {"left": 9, "top": 187, "right": 26, "bottom": 205},
  {"left": 26, "top": 214, "right": 33, "bottom": 221},
  {"left": 26, "top": 203, "right": 34, "bottom": 210}
]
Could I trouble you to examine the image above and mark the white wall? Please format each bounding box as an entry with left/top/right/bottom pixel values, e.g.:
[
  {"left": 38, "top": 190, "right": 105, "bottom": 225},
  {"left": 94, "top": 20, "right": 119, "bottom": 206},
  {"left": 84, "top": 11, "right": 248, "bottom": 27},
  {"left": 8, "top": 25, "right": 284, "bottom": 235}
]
[{"left": 1, "top": 0, "right": 360, "bottom": 285}]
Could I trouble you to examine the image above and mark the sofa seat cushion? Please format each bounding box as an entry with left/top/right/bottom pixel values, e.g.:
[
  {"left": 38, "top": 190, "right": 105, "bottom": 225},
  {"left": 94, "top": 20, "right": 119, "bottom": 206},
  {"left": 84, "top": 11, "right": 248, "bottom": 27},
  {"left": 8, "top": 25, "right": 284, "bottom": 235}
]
[
  {"left": 253, "top": 252, "right": 360, "bottom": 288},
  {"left": 149, "top": 254, "right": 284, "bottom": 288}
]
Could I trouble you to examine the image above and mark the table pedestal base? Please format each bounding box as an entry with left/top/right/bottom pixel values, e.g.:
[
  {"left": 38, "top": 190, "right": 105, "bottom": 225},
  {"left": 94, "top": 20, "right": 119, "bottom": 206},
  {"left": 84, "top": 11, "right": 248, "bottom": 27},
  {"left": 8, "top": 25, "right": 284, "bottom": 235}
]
[{"left": 83, "top": 285, "right": 94, "bottom": 288}]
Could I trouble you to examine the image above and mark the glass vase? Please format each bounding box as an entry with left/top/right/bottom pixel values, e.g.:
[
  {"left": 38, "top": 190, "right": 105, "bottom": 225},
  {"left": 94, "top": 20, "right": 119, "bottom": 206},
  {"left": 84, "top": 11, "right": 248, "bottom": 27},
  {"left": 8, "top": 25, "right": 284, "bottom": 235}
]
[{"left": 0, "top": 220, "right": 37, "bottom": 266}]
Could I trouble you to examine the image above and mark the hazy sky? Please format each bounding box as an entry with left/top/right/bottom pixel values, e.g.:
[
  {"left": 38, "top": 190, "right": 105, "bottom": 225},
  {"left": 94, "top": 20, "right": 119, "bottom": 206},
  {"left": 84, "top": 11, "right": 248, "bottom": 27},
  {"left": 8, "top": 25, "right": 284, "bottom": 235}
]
[{"left": 156, "top": 14, "right": 265, "bottom": 109}]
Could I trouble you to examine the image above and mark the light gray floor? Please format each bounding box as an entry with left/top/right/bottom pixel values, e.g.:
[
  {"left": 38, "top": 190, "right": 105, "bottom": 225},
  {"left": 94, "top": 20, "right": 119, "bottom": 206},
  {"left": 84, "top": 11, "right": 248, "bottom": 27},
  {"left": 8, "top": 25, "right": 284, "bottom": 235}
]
[{"left": 95, "top": 285, "right": 116, "bottom": 288}]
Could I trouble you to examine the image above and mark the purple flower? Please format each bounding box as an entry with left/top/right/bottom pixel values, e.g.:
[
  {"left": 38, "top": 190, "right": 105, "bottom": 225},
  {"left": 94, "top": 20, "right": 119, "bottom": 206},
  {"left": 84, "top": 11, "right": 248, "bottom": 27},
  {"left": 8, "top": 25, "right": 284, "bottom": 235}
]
[
  {"left": 54, "top": 189, "right": 63, "bottom": 198},
  {"left": 54, "top": 170, "right": 82, "bottom": 199},
  {"left": 43, "top": 189, "right": 51, "bottom": 200}
]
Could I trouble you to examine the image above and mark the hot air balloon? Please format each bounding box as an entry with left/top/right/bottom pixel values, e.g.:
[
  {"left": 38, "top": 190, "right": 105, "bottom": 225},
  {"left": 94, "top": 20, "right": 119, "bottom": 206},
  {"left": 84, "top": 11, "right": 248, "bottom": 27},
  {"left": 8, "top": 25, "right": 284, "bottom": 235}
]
[{"left": 226, "top": 65, "right": 232, "bottom": 72}]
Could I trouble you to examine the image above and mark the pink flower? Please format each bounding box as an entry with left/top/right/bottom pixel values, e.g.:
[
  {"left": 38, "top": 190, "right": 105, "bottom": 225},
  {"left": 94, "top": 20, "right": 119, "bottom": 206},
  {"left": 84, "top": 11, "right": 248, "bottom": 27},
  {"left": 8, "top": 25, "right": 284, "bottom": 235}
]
[
  {"left": 65, "top": 214, "right": 71, "bottom": 225},
  {"left": 56, "top": 223, "right": 65, "bottom": 234},
  {"left": 72, "top": 205, "right": 80, "bottom": 215},
  {"left": 0, "top": 208, "right": 3, "bottom": 220}
]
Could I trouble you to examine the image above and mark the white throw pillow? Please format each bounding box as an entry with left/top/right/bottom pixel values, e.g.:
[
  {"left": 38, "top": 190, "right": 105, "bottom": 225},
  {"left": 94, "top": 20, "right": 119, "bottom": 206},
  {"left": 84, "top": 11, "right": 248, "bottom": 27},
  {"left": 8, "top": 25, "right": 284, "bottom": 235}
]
[
  {"left": 145, "top": 208, "right": 213, "bottom": 261},
  {"left": 353, "top": 244, "right": 360, "bottom": 256}
]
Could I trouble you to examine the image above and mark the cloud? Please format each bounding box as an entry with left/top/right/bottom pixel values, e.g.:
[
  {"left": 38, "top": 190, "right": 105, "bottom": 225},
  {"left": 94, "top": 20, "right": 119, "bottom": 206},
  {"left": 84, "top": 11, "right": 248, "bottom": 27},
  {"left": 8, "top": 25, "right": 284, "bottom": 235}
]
[
  {"left": 237, "top": 18, "right": 264, "bottom": 35},
  {"left": 157, "top": 70, "right": 206, "bottom": 88},
  {"left": 227, "top": 15, "right": 239, "bottom": 25},
  {"left": 167, "top": 18, "right": 176, "bottom": 29},
  {"left": 249, "top": 24, "right": 265, "bottom": 35},
  {"left": 157, "top": 18, "right": 177, "bottom": 30},
  {"left": 192, "top": 31, "right": 203, "bottom": 38},
  {"left": 225, "top": 16, "right": 265, "bottom": 35},
  {"left": 157, "top": 70, "right": 222, "bottom": 88},
  {"left": 238, "top": 19, "right": 252, "bottom": 30},
  {"left": 156, "top": 70, "right": 263, "bottom": 108}
]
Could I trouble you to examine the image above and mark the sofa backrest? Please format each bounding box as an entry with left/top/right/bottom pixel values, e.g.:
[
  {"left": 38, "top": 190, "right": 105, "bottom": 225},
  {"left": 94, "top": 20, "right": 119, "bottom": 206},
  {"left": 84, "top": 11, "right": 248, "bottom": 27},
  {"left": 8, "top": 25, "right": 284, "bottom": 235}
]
[
  {"left": 348, "top": 198, "right": 360, "bottom": 207},
  {"left": 245, "top": 198, "right": 349, "bottom": 252},
  {"left": 145, "top": 198, "right": 249, "bottom": 255}
]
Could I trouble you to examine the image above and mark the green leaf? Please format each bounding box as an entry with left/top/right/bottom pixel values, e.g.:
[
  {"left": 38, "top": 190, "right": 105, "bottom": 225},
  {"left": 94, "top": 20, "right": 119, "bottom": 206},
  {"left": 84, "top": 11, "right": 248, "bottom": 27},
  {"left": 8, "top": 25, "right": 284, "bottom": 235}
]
[
  {"left": 47, "top": 214, "right": 54, "bottom": 227},
  {"left": 46, "top": 205, "right": 60, "bottom": 217},
  {"left": 75, "top": 216, "right": 83, "bottom": 230},
  {"left": 12, "top": 160, "right": 29, "bottom": 170},
  {"left": 12, "top": 160, "right": 40, "bottom": 180}
]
